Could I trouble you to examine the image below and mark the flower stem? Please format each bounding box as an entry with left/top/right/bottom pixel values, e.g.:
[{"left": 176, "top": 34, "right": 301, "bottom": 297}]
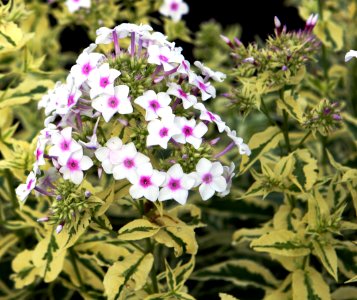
[
  {"left": 260, "top": 97, "right": 276, "bottom": 126},
  {"left": 282, "top": 110, "right": 291, "bottom": 152},
  {"left": 294, "top": 130, "right": 312, "bottom": 150}
]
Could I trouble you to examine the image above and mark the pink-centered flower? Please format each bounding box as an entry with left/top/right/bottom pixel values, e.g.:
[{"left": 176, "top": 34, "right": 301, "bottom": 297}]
[
  {"left": 134, "top": 90, "right": 172, "bottom": 121},
  {"left": 172, "top": 117, "right": 208, "bottom": 149},
  {"left": 167, "top": 83, "right": 197, "bottom": 109},
  {"left": 54, "top": 75, "right": 82, "bottom": 115},
  {"left": 58, "top": 149, "right": 93, "bottom": 185},
  {"left": 128, "top": 163, "right": 166, "bottom": 201},
  {"left": 88, "top": 63, "right": 121, "bottom": 99},
  {"left": 92, "top": 85, "right": 132, "bottom": 122},
  {"left": 194, "top": 61, "right": 226, "bottom": 82},
  {"left": 159, "top": 0, "right": 189, "bottom": 22},
  {"left": 112, "top": 143, "right": 150, "bottom": 180},
  {"left": 147, "top": 109, "right": 180, "bottom": 149},
  {"left": 147, "top": 45, "right": 182, "bottom": 71},
  {"left": 191, "top": 75, "right": 216, "bottom": 101},
  {"left": 194, "top": 103, "right": 226, "bottom": 132},
  {"left": 15, "top": 171, "right": 37, "bottom": 202},
  {"left": 192, "top": 158, "right": 227, "bottom": 201},
  {"left": 226, "top": 127, "right": 251, "bottom": 156},
  {"left": 65, "top": 0, "right": 91, "bottom": 13},
  {"left": 70, "top": 51, "right": 104, "bottom": 87},
  {"left": 48, "top": 127, "right": 82, "bottom": 161},
  {"left": 218, "top": 162, "right": 235, "bottom": 197},
  {"left": 159, "top": 164, "right": 195, "bottom": 204},
  {"left": 95, "top": 137, "right": 123, "bottom": 174}
]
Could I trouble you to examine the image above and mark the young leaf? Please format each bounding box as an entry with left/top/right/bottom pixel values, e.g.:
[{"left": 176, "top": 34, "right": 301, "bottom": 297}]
[
  {"left": 251, "top": 229, "right": 310, "bottom": 257},
  {"left": 118, "top": 219, "right": 160, "bottom": 241},
  {"left": 292, "top": 267, "right": 331, "bottom": 300},
  {"left": 219, "top": 293, "right": 240, "bottom": 300},
  {"left": 312, "top": 239, "right": 338, "bottom": 281}
]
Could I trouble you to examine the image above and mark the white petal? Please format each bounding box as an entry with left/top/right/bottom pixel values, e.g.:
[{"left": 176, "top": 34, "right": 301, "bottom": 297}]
[
  {"left": 210, "top": 162, "right": 224, "bottom": 176},
  {"left": 113, "top": 164, "right": 128, "bottom": 180},
  {"left": 173, "top": 189, "right": 189, "bottom": 205},
  {"left": 196, "top": 158, "right": 212, "bottom": 175},
  {"left": 71, "top": 170, "right": 84, "bottom": 185},
  {"left": 95, "top": 147, "right": 109, "bottom": 162},
  {"left": 345, "top": 50, "right": 357, "bottom": 62},
  {"left": 167, "top": 164, "right": 184, "bottom": 179},
  {"left": 186, "top": 135, "right": 202, "bottom": 149},
  {"left": 199, "top": 184, "right": 215, "bottom": 201},
  {"left": 194, "top": 122, "right": 208, "bottom": 138},
  {"left": 80, "top": 156, "right": 93, "bottom": 170},
  {"left": 130, "top": 185, "right": 144, "bottom": 199},
  {"left": 181, "top": 174, "right": 195, "bottom": 190},
  {"left": 211, "top": 176, "right": 227, "bottom": 192},
  {"left": 143, "top": 185, "right": 159, "bottom": 201},
  {"left": 151, "top": 170, "right": 166, "bottom": 186},
  {"left": 158, "top": 187, "right": 172, "bottom": 201}
]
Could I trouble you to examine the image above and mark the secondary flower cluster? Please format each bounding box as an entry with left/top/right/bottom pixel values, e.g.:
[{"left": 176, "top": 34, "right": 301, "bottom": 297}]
[{"left": 16, "top": 24, "right": 250, "bottom": 220}]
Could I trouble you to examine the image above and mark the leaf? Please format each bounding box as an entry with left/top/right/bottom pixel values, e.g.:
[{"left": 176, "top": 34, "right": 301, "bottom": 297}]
[
  {"left": 0, "top": 22, "right": 33, "bottom": 54},
  {"left": 0, "top": 234, "right": 18, "bottom": 260},
  {"left": 11, "top": 250, "right": 41, "bottom": 288},
  {"left": 118, "top": 219, "right": 160, "bottom": 241},
  {"left": 174, "top": 256, "right": 195, "bottom": 290},
  {"left": 164, "top": 19, "right": 192, "bottom": 43},
  {"left": 239, "top": 126, "right": 283, "bottom": 174},
  {"left": 290, "top": 149, "right": 318, "bottom": 192},
  {"left": 192, "top": 259, "right": 280, "bottom": 291},
  {"left": 331, "top": 286, "right": 357, "bottom": 299},
  {"left": 219, "top": 293, "right": 240, "bottom": 300},
  {"left": 273, "top": 205, "right": 303, "bottom": 231},
  {"left": 307, "top": 190, "right": 330, "bottom": 230},
  {"left": 232, "top": 227, "right": 271, "bottom": 245},
  {"left": 277, "top": 91, "right": 303, "bottom": 122},
  {"left": 165, "top": 260, "right": 177, "bottom": 291},
  {"left": 153, "top": 213, "right": 198, "bottom": 257},
  {"left": 251, "top": 230, "right": 310, "bottom": 257},
  {"left": 292, "top": 267, "right": 331, "bottom": 300},
  {"left": 345, "top": 275, "right": 357, "bottom": 284},
  {"left": 103, "top": 252, "right": 154, "bottom": 300},
  {"left": 312, "top": 240, "right": 338, "bottom": 281}
]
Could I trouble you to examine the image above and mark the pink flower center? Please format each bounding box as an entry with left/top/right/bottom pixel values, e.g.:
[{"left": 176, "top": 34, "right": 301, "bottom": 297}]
[
  {"left": 107, "top": 96, "right": 119, "bottom": 108},
  {"left": 123, "top": 158, "right": 134, "bottom": 169},
  {"left": 159, "top": 127, "right": 169, "bottom": 137},
  {"left": 170, "top": 2, "right": 179, "bottom": 11},
  {"left": 67, "top": 158, "right": 79, "bottom": 171},
  {"left": 159, "top": 55, "right": 169, "bottom": 63},
  {"left": 178, "top": 89, "right": 188, "bottom": 99},
  {"left": 202, "top": 173, "right": 213, "bottom": 184},
  {"left": 60, "top": 140, "right": 71, "bottom": 151},
  {"left": 198, "top": 81, "right": 207, "bottom": 91},
  {"left": 149, "top": 100, "right": 160, "bottom": 112},
  {"left": 36, "top": 149, "right": 43, "bottom": 161},
  {"left": 139, "top": 176, "right": 152, "bottom": 188},
  {"left": 27, "top": 179, "right": 34, "bottom": 190},
  {"left": 68, "top": 95, "right": 75, "bottom": 107},
  {"left": 100, "top": 77, "right": 110, "bottom": 88},
  {"left": 168, "top": 178, "right": 181, "bottom": 191},
  {"left": 82, "top": 63, "right": 92, "bottom": 75},
  {"left": 207, "top": 111, "right": 216, "bottom": 121},
  {"left": 182, "top": 126, "right": 193, "bottom": 137}
]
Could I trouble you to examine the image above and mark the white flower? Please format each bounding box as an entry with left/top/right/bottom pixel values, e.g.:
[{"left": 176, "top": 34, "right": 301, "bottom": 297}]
[
  {"left": 54, "top": 75, "right": 82, "bottom": 115},
  {"left": 134, "top": 90, "right": 172, "bottom": 121},
  {"left": 142, "top": 32, "right": 175, "bottom": 48},
  {"left": 95, "top": 137, "right": 123, "bottom": 174},
  {"left": 147, "top": 109, "right": 180, "bottom": 149},
  {"left": 218, "top": 162, "right": 235, "bottom": 197},
  {"left": 65, "top": 0, "right": 90, "bottom": 13},
  {"left": 112, "top": 143, "right": 150, "bottom": 180},
  {"left": 193, "top": 158, "right": 227, "bottom": 201},
  {"left": 15, "top": 171, "right": 37, "bottom": 202},
  {"left": 194, "top": 103, "right": 226, "bottom": 132},
  {"left": 147, "top": 45, "right": 181, "bottom": 71},
  {"left": 95, "top": 27, "right": 114, "bottom": 45},
  {"left": 88, "top": 63, "right": 121, "bottom": 99},
  {"left": 166, "top": 83, "right": 197, "bottom": 109},
  {"left": 172, "top": 117, "right": 208, "bottom": 149},
  {"left": 159, "top": 164, "right": 195, "bottom": 204},
  {"left": 115, "top": 23, "right": 153, "bottom": 38},
  {"left": 70, "top": 51, "right": 105, "bottom": 87},
  {"left": 92, "top": 85, "right": 132, "bottom": 122},
  {"left": 345, "top": 50, "right": 357, "bottom": 62},
  {"left": 194, "top": 61, "right": 226, "bottom": 82},
  {"left": 225, "top": 127, "right": 251, "bottom": 156},
  {"left": 191, "top": 75, "right": 216, "bottom": 100},
  {"left": 128, "top": 163, "right": 166, "bottom": 201},
  {"left": 58, "top": 149, "right": 93, "bottom": 185},
  {"left": 48, "top": 127, "right": 82, "bottom": 161},
  {"left": 159, "top": 0, "right": 189, "bottom": 22}
]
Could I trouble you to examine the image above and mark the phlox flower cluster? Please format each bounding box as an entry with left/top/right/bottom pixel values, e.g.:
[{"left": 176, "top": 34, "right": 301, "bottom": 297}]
[{"left": 16, "top": 23, "right": 250, "bottom": 224}]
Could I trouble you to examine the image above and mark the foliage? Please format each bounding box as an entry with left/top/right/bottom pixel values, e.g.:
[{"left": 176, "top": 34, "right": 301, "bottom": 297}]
[{"left": 0, "top": 0, "right": 357, "bottom": 299}]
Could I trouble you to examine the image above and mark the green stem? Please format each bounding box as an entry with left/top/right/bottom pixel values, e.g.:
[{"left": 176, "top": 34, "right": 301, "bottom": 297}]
[
  {"left": 282, "top": 110, "right": 292, "bottom": 152},
  {"left": 260, "top": 97, "right": 276, "bottom": 126},
  {"left": 146, "top": 239, "right": 159, "bottom": 293},
  {"left": 294, "top": 130, "right": 312, "bottom": 151}
]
